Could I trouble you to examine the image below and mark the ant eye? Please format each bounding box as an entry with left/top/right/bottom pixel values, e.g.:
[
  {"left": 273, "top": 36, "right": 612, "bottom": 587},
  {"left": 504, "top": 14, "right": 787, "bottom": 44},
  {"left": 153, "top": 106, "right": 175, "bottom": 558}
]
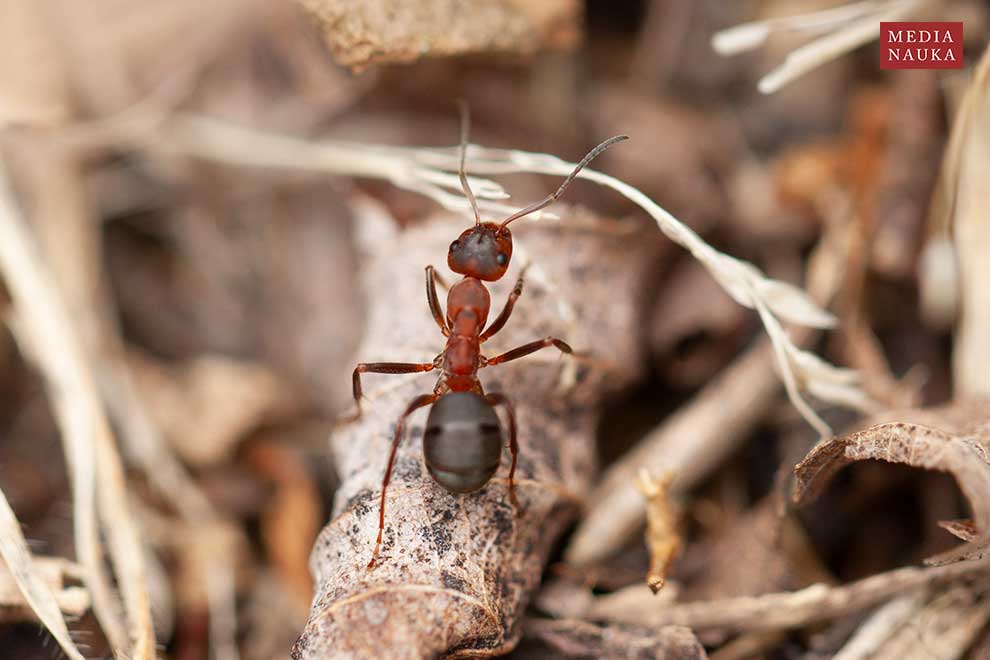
[
  {"left": 450, "top": 240, "right": 459, "bottom": 251},
  {"left": 496, "top": 252, "right": 508, "bottom": 266}
]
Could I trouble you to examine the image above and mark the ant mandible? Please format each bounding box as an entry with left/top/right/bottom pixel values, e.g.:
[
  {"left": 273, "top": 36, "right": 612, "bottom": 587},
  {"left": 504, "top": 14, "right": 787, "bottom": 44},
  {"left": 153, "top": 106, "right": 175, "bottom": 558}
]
[{"left": 350, "top": 106, "right": 627, "bottom": 568}]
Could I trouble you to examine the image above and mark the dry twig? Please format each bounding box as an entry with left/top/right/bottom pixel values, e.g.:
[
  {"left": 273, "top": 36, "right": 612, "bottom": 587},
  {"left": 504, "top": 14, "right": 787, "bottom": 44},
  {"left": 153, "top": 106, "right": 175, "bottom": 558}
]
[
  {"left": 636, "top": 470, "right": 681, "bottom": 594},
  {"left": 833, "top": 590, "right": 927, "bottom": 660},
  {"left": 586, "top": 557, "right": 990, "bottom": 632}
]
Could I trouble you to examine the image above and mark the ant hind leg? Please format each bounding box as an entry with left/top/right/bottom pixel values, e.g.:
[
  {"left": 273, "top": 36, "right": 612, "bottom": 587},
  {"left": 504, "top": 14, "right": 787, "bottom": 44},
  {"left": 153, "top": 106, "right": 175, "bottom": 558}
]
[
  {"left": 368, "top": 392, "right": 438, "bottom": 569},
  {"left": 486, "top": 393, "right": 521, "bottom": 513}
]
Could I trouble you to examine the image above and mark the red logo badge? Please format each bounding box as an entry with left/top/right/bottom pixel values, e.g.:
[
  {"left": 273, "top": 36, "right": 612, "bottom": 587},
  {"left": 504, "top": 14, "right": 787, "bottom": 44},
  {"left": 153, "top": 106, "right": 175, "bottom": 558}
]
[{"left": 880, "top": 22, "right": 963, "bottom": 69}]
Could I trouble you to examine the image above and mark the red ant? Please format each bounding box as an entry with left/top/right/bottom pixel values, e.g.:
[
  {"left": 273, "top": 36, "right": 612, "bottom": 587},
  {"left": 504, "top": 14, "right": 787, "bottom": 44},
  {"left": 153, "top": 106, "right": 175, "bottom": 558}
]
[{"left": 350, "top": 107, "right": 626, "bottom": 568}]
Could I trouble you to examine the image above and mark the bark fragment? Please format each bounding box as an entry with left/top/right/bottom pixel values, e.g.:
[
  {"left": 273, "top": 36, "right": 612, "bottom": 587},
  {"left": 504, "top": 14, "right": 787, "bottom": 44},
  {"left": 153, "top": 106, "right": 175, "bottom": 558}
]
[{"left": 298, "top": 0, "right": 581, "bottom": 71}]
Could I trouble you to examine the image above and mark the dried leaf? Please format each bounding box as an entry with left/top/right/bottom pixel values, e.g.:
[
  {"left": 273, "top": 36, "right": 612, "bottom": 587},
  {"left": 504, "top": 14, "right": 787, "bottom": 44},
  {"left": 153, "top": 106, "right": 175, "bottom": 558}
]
[
  {"left": 293, "top": 209, "right": 657, "bottom": 657},
  {"left": 794, "top": 400, "right": 990, "bottom": 565}
]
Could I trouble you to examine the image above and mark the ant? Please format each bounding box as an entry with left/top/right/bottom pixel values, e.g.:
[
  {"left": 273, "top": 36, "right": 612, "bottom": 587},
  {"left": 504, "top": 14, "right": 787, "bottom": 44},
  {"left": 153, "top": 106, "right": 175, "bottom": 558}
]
[{"left": 350, "top": 106, "right": 627, "bottom": 568}]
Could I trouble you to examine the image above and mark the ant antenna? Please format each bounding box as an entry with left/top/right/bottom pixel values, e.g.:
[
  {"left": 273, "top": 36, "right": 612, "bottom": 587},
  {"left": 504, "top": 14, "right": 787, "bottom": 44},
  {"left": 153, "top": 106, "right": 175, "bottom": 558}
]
[
  {"left": 458, "top": 100, "right": 482, "bottom": 226},
  {"left": 500, "top": 135, "right": 628, "bottom": 228}
]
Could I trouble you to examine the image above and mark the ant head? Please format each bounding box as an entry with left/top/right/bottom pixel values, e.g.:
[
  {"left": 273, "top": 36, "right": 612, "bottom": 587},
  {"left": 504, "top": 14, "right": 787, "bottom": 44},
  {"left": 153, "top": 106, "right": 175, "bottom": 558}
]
[
  {"left": 451, "top": 100, "right": 626, "bottom": 283},
  {"left": 447, "top": 222, "right": 512, "bottom": 281}
]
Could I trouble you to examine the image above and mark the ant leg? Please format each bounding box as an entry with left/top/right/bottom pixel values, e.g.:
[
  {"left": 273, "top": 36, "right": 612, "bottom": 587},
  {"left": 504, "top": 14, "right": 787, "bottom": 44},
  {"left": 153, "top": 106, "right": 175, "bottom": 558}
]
[
  {"left": 486, "top": 393, "right": 520, "bottom": 512},
  {"left": 369, "top": 392, "right": 438, "bottom": 569},
  {"left": 483, "top": 337, "right": 572, "bottom": 367},
  {"left": 425, "top": 266, "right": 450, "bottom": 337},
  {"left": 480, "top": 267, "right": 528, "bottom": 342},
  {"left": 348, "top": 362, "right": 436, "bottom": 422}
]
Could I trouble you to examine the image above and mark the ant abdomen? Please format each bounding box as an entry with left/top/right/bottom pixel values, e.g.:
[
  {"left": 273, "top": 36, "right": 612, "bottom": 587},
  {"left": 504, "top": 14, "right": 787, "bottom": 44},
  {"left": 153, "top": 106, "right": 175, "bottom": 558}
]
[{"left": 424, "top": 392, "right": 502, "bottom": 493}]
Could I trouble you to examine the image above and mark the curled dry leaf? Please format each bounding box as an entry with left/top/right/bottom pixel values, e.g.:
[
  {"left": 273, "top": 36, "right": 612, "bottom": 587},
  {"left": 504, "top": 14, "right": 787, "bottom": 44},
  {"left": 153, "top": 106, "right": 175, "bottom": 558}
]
[
  {"left": 293, "top": 209, "right": 658, "bottom": 657},
  {"left": 298, "top": 0, "right": 581, "bottom": 71},
  {"left": 794, "top": 400, "right": 990, "bottom": 565}
]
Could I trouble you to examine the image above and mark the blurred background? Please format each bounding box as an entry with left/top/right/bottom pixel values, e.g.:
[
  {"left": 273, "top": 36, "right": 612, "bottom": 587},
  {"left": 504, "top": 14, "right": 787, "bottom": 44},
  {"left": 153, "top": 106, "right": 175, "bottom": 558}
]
[{"left": 1, "top": 0, "right": 988, "bottom": 658}]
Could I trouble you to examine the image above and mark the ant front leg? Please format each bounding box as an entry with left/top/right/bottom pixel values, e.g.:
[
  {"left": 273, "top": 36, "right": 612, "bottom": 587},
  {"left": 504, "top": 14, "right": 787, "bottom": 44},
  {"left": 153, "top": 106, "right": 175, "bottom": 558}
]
[
  {"left": 480, "top": 267, "right": 527, "bottom": 342},
  {"left": 425, "top": 265, "right": 450, "bottom": 337},
  {"left": 483, "top": 337, "right": 573, "bottom": 367},
  {"left": 347, "top": 361, "right": 436, "bottom": 422},
  {"left": 486, "top": 393, "right": 520, "bottom": 512},
  {"left": 368, "top": 392, "right": 438, "bottom": 569}
]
